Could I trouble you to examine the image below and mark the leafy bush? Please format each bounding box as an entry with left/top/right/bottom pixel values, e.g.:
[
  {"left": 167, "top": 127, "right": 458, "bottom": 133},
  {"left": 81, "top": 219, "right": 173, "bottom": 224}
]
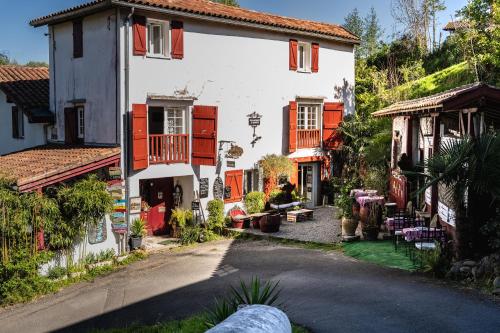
[
  {"left": 362, "top": 167, "right": 388, "bottom": 196},
  {"left": 130, "top": 218, "right": 147, "bottom": 237},
  {"left": 207, "top": 199, "right": 225, "bottom": 234},
  {"left": 179, "top": 226, "right": 217, "bottom": 245},
  {"left": 481, "top": 210, "right": 500, "bottom": 252},
  {"left": 335, "top": 177, "right": 357, "bottom": 219},
  {"left": 47, "top": 266, "right": 68, "bottom": 280},
  {"left": 422, "top": 242, "right": 451, "bottom": 278},
  {"left": 244, "top": 192, "right": 265, "bottom": 214},
  {"left": 169, "top": 208, "right": 194, "bottom": 229},
  {"left": 260, "top": 154, "right": 294, "bottom": 190},
  {"left": 85, "top": 249, "right": 115, "bottom": 265},
  {"left": 205, "top": 298, "right": 236, "bottom": 328}
]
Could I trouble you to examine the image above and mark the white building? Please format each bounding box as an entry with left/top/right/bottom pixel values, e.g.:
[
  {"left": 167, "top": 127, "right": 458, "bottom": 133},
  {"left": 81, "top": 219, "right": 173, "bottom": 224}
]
[
  {"left": 31, "top": 0, "right": 358, "bottom": 235},
  {"left": 0, "top": 66, "right": 53, "bottom": 156}
]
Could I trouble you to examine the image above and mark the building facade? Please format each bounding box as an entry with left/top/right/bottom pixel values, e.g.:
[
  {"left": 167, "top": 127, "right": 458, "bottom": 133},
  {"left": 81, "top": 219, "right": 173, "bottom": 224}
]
[{"left": 31, "top": 0, "right": 358, "bottom": 235}]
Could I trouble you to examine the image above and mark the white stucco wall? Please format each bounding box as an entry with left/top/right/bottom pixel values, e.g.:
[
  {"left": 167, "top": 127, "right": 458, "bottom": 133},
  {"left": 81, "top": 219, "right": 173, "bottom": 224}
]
[
  {"left": 0, "top": 91, "right": 46, "bottom": 155},
  {"left": 50, "top": 9, "right": 118, "bottom": 145},
  {"left": 122, "top": 12, "right": 355, "bottom": 211}
]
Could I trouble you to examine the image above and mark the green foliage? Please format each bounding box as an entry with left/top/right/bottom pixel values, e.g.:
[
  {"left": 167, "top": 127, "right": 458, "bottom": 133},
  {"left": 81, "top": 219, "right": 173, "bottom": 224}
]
[
  {"left": 363, "top": 167, "right": 388, "bottom": 197},
  {"left": 480, "top": 207, "right": 500, "bottom": 252},
  {"left": 169, "top": 208, "right": 193, "bottom": 229},
  {"left": 335, "top": 177, "right": 356, "bottom": 219},
  {"left": 179, "top": 226, "right": 217, "bottom": 245},
  {"left": 422, "top": 242, "right": 451, "bottom": 278},
  {"left": 0, "top": 53, "right": 11, "bottom": 65},
  {"left": 205, "top": 298, "right": 236, "bottom": 328},
  {"left": 260, "top": 154, "right": 294, "bottom": 189},
  {"left": 212, "top": 0, "right": 239, "bottom": 7},
  {"left": 47, "top": 266, "right": 68, "bottom": 280},
  {"left": 343, "top": 7, "right": 382, "bottom": 59},
  {"left": 130, "top": 218, "right": 147, "bottom": 237},
  {"left": 85, "top": 249, "right": 115, "bottom": 265},
  {"left": 244, "top": 192, "right": 266, "bottom": 214},
  {"left": 207, "top": 199, "right": 225, "bottom": 234},
  {"left": 24, "top": 61, "right": 48, "bottom": 67}
]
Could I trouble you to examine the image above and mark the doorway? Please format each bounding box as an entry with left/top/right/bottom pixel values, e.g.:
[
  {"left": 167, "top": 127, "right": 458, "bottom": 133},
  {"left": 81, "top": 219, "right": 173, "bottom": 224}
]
[
  {"left": 297, "top": 163, "right": 320, "bottom": 208},
  {"left": 139, "top": 178, "right": 174, "bottom": 235}
]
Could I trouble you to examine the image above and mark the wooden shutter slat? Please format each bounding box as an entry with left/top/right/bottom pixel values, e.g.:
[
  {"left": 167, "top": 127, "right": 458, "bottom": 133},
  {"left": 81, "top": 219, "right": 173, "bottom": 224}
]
[
  {"left": 289, "top": 39, "right": 298, "bottom": 71},
  {"left": 192, "top": 106, "right": 218, "bottom": 166},
  {"left": 171, "top": 21, "right": 184, "bottom": 59},
  {"left": 312, "top": 43, "right": 319, "bottom": 73},
  {"left": 289, "top": 101, "right": 297, "bottom": 153},
  {"left": 323, "top": 102, "right": 344, "bottom": 150},
  {"left": 133, "top": 16, "right": 147, "bottom": 56},
  {"left": 132, "top": 104, "right": 149, "bottom": 170}
]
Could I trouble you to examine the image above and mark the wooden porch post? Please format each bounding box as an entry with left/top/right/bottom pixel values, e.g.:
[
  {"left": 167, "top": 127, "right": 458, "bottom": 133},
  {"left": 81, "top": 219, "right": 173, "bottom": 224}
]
[
  {"left": 406, "top": 116, "right": 413, "bottom": 165},
  {"left": 431, "top": 114, "right": 440, "bottom": 216}
]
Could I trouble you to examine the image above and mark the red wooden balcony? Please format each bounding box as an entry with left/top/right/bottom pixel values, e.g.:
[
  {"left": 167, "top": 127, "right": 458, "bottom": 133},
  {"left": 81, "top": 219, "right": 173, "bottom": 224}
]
[
  {"left": 297, "top": 129, "right": 321, "bottom": 149},
  {"left": 149, "top": 134, "right": 189, "bottom": 164}
]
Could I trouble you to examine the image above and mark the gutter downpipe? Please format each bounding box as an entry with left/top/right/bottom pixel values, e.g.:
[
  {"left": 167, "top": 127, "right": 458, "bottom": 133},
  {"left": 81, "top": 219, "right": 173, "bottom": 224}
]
[{"left": 124, "top": 7, "right": 134, "bottom": 252}]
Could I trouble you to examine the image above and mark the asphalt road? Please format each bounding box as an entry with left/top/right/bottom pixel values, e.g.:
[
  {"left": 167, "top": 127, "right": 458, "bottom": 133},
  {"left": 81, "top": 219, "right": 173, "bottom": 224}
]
[{"left": 0, "top": 239, "right": 499, "bottom": 333}]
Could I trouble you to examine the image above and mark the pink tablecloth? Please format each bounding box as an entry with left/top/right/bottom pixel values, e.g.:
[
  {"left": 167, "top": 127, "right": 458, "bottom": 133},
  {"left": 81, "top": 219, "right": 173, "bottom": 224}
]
[
  {"left": 402, "top": 227, "right": 446, "bottom": 242},
  {"left": 356, "top": 195, "right": 385, "bottom": 207},
  {"left": 385, "top": 217, "right": 424, "bottom": 231},
  {"left": 350, "top": 189, "right": 378, "bottom": 199}
]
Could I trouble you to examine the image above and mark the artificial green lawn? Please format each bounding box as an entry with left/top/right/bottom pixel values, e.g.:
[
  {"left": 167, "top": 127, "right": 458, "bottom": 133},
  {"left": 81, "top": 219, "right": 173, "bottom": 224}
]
[
  {"left": 342, "top": 240, "right": 418, "bottom": 271},
  {"left": 93, "top": 314, "right": 310, "bottom": 333}
]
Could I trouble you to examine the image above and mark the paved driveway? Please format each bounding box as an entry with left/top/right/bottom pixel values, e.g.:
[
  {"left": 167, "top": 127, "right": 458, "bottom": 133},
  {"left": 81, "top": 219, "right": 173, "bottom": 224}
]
[{"left": 0, "top": 239, "right": 499, "bottom": 333}]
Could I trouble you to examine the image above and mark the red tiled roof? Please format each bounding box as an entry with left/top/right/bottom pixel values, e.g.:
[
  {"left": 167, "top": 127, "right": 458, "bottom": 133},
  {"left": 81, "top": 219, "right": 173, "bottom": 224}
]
[
  {"left": 0, "top": 65, "right": 49, "bottom": 110},
  {"left": 0, "top": 145, "right": 121, "bottom": 191},
  {"left": 30, "top": 0, "right": 359, "bottom": 43}
]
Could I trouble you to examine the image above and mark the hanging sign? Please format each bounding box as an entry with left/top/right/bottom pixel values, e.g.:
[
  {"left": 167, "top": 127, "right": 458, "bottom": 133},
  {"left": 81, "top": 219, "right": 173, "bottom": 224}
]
[
  {"left": 191, "top": 200, "right": 201, "bottom": 211},
  {"left": 108, "top": 167, "right": 122, "bottom": 180},
  {"left": 247, "top": 111, "right": 263, "bottom": 147},
  {"left": 199, "top": 178, "right": 209, "bottom": 199},
  {"left": 130, "top": 197, "right": 141, "bottom": 214},
  {"left": 213, "top": 177, "right": 224, "bottom": 199},
  {"left": 226, "top": 160, "right": 236, "bottom": 168},
  {"left": 226, "top": 144, "right": 244, "bottom": 159}
]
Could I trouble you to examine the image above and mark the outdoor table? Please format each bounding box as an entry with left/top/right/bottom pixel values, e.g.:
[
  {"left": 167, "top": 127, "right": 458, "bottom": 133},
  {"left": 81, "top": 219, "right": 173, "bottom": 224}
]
[
  {"left": 402, "top": 226, "right": 446, "bottom": 242},
  {"left": 385, "top": 217, "right": 425, "bottom": 231},
  {"left": 286, "top": 209, "right": 314, "bottom": 222},
  {"left": 356, "top": 195, "right": 385, "bottom": 207},
  {"left": 416, "top": 211, "right": 432, "bottom": 226},
  {"left": 350, "top": 189, "right": 378, "bottom": 199}
]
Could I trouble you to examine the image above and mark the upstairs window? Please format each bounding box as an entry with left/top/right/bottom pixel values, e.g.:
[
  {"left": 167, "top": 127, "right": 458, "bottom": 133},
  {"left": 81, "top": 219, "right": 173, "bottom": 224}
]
[
  {"left": 297, "top": 42, "right": 311, "bottom": 72},
  {"left": 77, "top": 106, "right": 85, "bottom": 139},
  {"left": 166, "top": 107, "right": 185, "bottom": 134},
  {"left": 73, "top": 19, "right": 83, "bottom": 58},
  {"left": 147, "top": 20, "right": 169, "bottom": 57},
  {"left": 12, "top": 107, "right": 24, "bottom": 139},
  {"left": 298, "top": 104, "right": 320, "bottom": 130}
]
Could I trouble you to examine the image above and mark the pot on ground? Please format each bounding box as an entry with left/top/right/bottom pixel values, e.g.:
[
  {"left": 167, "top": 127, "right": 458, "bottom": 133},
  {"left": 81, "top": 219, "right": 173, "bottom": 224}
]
[
  {"left": 362, "top": 226, "right": 380, "bottom": 241},
  {"left": 130, "top": 236, "right": 143, "bottom": 250},
  {"left": 260, "top": 214, "right": 281, "bottom": 233},
  {"left": 342, "top": 217, "right": 359, "bottom": 237}
]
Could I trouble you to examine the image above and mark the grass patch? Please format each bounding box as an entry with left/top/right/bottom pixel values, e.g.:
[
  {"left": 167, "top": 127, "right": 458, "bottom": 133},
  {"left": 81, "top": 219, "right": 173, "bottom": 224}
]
[
  {"left": 232, "top": 232, "right": 341, "bottom": 251},
  {"left": 342, "top": 241, "right": 418, "bottom": 271},
  {"left": 91, "top": 313, "right": 310, "bottom": 333}
]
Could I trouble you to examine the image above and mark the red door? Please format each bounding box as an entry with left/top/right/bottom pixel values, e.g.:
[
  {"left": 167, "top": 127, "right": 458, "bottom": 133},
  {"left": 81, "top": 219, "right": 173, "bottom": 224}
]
[{"left": 140, "top": 178, "right": 174, "bottom": 235}]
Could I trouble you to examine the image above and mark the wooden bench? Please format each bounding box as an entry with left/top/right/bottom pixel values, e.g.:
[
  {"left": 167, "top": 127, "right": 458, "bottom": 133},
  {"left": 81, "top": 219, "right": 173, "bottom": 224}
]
[{"left": 286, "top": 209, "right": 314, "bottom": 222}]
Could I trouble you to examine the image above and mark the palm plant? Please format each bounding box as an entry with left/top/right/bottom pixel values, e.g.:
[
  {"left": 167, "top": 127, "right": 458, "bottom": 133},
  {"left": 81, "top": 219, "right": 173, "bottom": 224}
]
[{"left": 415, "top": 132, "right": 500, "bottom": 258}]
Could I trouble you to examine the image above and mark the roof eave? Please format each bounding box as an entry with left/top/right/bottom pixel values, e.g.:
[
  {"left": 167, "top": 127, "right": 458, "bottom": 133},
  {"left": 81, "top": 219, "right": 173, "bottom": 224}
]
[{"left": 30, "top": 0, "right": 113, "bottom": 27}]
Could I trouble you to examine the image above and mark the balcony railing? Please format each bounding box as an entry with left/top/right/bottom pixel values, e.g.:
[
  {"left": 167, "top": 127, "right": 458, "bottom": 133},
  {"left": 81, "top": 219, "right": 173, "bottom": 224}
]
[
  {"left": 149, "top": 134, "right": 189, "bottom": 164},
  {"left": 297, "top": 129, "right": 321, "bottom": 149}
]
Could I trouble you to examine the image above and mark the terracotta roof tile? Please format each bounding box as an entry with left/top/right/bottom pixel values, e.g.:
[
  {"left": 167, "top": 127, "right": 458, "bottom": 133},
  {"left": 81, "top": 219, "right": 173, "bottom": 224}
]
[
  {"left": 0, "top": 65, "right": 49, "bottom": 110},
  {"left": 30, "top": 0, "right": 359, "bottom": 43},
  {"left": 0, "top": 145, "right": 120, "bottom": 189}
]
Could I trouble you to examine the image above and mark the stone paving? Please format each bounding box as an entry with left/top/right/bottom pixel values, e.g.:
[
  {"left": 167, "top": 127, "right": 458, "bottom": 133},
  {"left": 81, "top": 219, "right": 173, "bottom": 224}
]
[{"left": 237, "top": 206, "right": 342, "bottom": 244}]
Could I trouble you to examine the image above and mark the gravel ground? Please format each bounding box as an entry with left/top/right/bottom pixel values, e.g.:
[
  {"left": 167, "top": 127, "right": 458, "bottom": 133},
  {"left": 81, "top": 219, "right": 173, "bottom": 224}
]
[{"left": 239, "top": 206, "right": 342, "bottom": 244}]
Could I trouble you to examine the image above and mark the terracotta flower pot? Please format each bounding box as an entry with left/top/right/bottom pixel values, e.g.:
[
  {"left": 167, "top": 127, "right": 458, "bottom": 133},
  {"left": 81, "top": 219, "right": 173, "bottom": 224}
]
[
  {"left": 342, "top": 217, "right": 359, "bottom": 236},
  {"left": 232, "top": 220, "right": 245, "bottom": 229},
  {"left": 260, "top": 214, "right": 281, "bottom": 233},
  {"left": 362, "top": 226, "right": 380, "bottom": 241}
]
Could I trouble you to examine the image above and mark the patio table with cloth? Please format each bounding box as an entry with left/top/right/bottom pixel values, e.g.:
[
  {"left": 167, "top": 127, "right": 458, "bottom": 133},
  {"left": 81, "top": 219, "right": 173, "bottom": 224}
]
[
  {"left": 385, "top": 217, "right": 425, "bottom": 231},
  {"left": 350, "top": 189, "right": 378, "bottom": 199},
  {"left": 356, "top": 196, "right": 385, "bottom": 207},
  {"left": 402, "top": 227, "right": 446, "bottom": 242}
]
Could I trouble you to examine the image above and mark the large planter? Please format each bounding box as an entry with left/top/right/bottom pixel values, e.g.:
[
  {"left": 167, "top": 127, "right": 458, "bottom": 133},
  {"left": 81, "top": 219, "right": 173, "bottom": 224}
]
[
  {"left": 232, "top": 220, "right": 245, "bottom": 229},
  {"left": 260, "top": 214, "right": 281, "bottom": 233},
  {"left": 362, "top": 226, "right": 380, "bottom": 241},
  {"left": 130, "top": 236, "right": 143, "bottom": 250},
  {"left": 352, "top": 202, "right": 360, "bottom": 219},
  {"left": 251, "top": 214, "right": 269, "bottom": 229},
  {"left": 342, "top": 217, "right": 359, "bottom": 237},
  {"left": 359, "top": 205, "right": 370, "bottom": 225}
]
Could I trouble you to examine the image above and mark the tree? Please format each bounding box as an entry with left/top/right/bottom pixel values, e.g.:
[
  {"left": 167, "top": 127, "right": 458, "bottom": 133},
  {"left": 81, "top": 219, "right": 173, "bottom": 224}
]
[
  {"left": 0, "top": 53, "right": 10, "bottom": 65},
  {"left": 213, "top": 0, "right": 239, "bottom": 7},
  {"left": 427, "top": 0, "right": 446, "bottom": 52},
  {"left": 363, "top": 6, "right": 383, "bottom": 58},
  {"left": 25, "top": 61, "right": 48, "bottom": 68},
  {"left": 344, "top": 8, "right": 365, "bottom": 58}
]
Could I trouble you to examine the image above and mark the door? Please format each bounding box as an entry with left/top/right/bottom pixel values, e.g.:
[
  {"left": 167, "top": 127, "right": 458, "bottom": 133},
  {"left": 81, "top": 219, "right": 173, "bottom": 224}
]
[
  {"left": 64, "top": 107, "right": 78, "bottom": 144},
  {"left": 140, "top": 178, "right": 174, "bottom": 235},
  {"left": 297, "top": 163, "right": 320, "bottom": 208}
]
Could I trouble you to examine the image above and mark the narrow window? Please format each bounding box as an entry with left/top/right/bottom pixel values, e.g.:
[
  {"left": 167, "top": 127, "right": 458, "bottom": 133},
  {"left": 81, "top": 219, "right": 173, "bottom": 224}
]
[
  {"left": 12, "top": 107, "right": 24, "bottom": 139},
  {"left": 73, "top": 20, "right": 83, "bottom": 58},
  {"left": 147, "top": 20, "right": 169, "bottom": 57},
  {"left": 297, "top": 42, "right": 311, "bottom": 72},
  {"left": 77, "top": 106, "right": 85, "bottom": 139},
  {"left": 297, "top": 104, "right": 320, "bottom": 130}
]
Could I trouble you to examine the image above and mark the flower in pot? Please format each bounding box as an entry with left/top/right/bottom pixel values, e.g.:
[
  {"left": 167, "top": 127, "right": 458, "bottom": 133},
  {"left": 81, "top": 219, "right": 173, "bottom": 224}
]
[
  {"left": 337, "top": 185, "right": 359, "bottom": 237},
  {"left": 130, "top": 218, "right": 147, "bottom": 250},
  {"left": 244, "top": 191, "right": 266, "bottom": 229}
]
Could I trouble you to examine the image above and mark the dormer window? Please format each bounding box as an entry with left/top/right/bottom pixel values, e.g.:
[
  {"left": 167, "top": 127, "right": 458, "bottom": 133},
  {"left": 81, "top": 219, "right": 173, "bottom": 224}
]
[{"left": 147, "top": 20, "right": 169, "bottom": 58}]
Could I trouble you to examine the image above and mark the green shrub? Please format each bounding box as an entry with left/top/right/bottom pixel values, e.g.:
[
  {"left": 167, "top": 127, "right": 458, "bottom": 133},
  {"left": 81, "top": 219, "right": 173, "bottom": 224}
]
[
  {"left": 169, "top": 208, "right": 194, "bottom": 229},
  {"left": 244, "top": 192, "right": 265, "bottom": 214},
  {"left": 269, "top": 189, "right": 287, "bottom": 204},
  {"left": 130, "top": 218, "right": 147, "bottom": 237},
  {"left": 207, "top": 199, "right": 225, "bottom": 234},
  {"left": 179, "top": 226, "right": 218, "bottom": 245},
  {"left": 362, "top": 167, "right": 388, "bottom": 196},
  {"left": 47, "top": 266, "right": 67, "bottom": 280}
]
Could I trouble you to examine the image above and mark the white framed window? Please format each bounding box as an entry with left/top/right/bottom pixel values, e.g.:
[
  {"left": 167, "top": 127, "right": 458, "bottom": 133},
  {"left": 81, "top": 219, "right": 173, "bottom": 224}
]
[
  {"left": 147, "top": 20, "right": 169, "bottom": 57},
  {"left": 166, "top": 107, "right": 185, "bottom": 134},
  {"left": 77, "top": 106, "right": 85, "bottom": 139},
  {"left": 298, "top": 42, "right": 311, "bottom": 72},
  {"left": 298, "top": 104, "right": 320, "bottom": 130}
]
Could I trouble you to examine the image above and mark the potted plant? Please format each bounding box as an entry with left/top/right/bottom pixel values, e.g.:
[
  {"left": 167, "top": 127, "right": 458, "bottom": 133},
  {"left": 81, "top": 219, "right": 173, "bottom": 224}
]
[
  {"left": 244, "top": 191, "right": 266, "bottom": 229},
  {"left": 259, "top": 212, "right": 281, "bottom": 233},
  {"left": 130, "top": 218, "right": 147, "bottom": 250},
  {"left": 338, "top": 190, "right": 359, "bottom": 237}
]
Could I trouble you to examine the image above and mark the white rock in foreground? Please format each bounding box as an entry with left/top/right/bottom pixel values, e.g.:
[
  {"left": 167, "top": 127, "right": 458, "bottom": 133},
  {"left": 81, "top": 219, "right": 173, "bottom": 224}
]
[{"left": 206, "top": 305, "right": 292, "bottom": 333}]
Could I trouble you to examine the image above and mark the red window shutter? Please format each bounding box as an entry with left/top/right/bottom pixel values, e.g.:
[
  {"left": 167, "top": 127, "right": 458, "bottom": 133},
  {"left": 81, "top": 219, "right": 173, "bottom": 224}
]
[
  {"left": 225, "top": 170, "right": 243, "bottom": 203},
  {"left": 323, "top": 102, "right": 344, "bottom": 150},
  {"left": 133, "top": 16, "right": 147, "bottom": 56},
  {"left": 289, "top": 101, "right": 298, "bottom": 153},
  {"left": 73, "top": 20, "right": 83, "bottom": 58},
  {"left": 132, "top": 104, "right": 149, "bottom": 170},
  {"left": 171, "top": 21, "right": 184, "bottom": 59},
  {"left": 311, "top": 43, "right": 319, "bottom": 73},
  {"left": 192, "top": 106, "right": 218, "bottom": 166},
  {"left": 289, "top": 39, "right": 298, "bottom": 71}
]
